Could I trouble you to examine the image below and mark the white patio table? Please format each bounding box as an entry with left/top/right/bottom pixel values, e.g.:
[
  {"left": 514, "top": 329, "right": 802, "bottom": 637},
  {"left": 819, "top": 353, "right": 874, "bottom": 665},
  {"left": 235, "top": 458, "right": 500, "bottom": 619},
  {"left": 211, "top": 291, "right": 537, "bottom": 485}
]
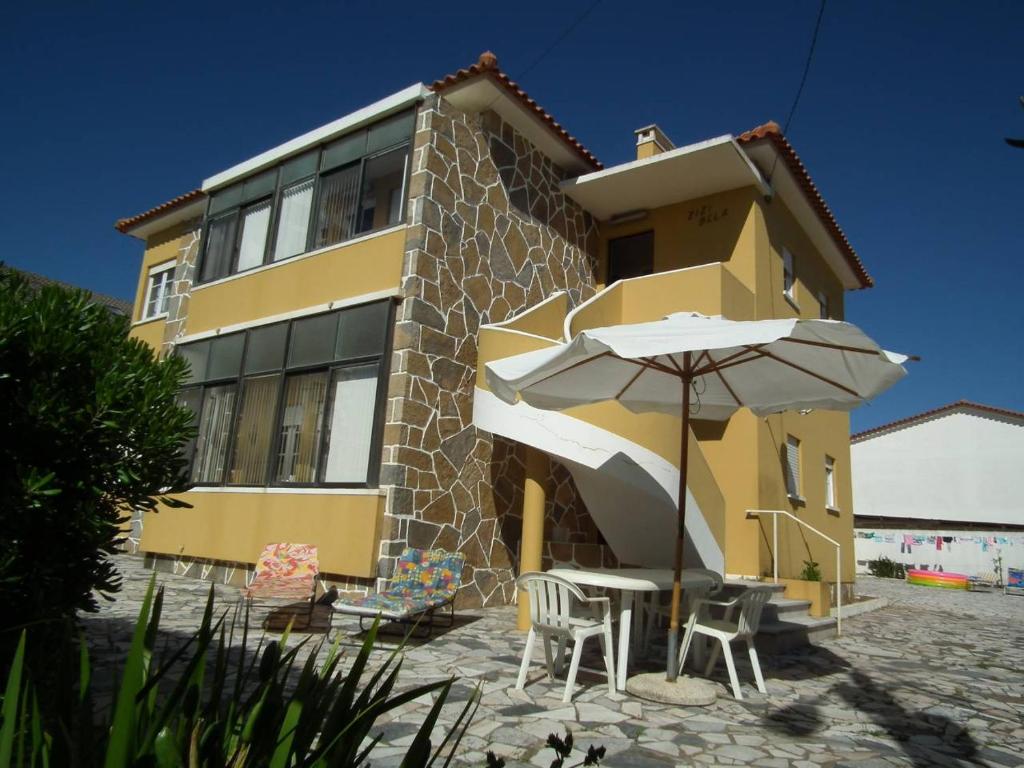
[{"left": 547, "top": 567, "right": 714, "bottom": 690}]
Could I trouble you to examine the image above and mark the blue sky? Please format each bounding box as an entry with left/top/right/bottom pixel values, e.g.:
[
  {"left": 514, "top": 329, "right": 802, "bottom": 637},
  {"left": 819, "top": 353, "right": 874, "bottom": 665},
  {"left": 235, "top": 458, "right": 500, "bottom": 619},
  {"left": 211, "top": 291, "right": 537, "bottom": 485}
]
[{"left": 1, "top": 1, "right": 1021, "bottom": 431}]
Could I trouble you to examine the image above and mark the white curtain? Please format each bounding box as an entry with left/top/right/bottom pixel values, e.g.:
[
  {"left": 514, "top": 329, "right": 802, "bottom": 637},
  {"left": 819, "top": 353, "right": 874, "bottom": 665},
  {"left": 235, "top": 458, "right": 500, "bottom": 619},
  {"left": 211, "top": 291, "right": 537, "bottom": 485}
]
[
  {"left": 273, "top": 179, "right": 314, "bottom": 261},
  {"left": 236, "top": 200, "right": 271, "bottom": 271},
  {"left": 323, "top": 365, "right": 379, "bottom": 483}
]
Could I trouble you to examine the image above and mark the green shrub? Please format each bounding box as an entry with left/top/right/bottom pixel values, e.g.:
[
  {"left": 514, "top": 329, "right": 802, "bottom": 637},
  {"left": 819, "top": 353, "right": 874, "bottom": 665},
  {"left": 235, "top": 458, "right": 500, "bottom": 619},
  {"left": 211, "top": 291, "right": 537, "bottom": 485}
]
[
  {"left": 799, "top": 559, "right": 822, "bottom": 582},
  {"left": 0, "top": 269, "right": 194, "bottom": 659},
  {"left": 0, "top": 577, "right": 478, "bottom": 766},
  {"left": 867, "top": 557, "right": 906, "bottom": 579}
]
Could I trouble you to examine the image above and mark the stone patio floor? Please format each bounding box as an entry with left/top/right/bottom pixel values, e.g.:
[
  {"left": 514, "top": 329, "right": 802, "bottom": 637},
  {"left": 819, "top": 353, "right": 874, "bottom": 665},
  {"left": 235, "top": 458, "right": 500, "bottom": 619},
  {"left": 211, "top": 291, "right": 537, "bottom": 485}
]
[{"left": 81, "top": 556, "right": 1024, "bottom": 768}]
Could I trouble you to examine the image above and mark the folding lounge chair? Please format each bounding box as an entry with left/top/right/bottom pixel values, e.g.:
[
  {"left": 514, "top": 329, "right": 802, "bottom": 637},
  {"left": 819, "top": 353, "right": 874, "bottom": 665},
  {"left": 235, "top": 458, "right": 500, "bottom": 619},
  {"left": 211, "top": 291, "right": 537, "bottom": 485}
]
[
  {"left": 332, "top": 548, "right": 465, "bottom": 637},
  {"left": 1006, "top": 567, "right": 1024, "bottom": 596},
  {"left": 241, "top": 543, "right": 322, "bottom": 629}
]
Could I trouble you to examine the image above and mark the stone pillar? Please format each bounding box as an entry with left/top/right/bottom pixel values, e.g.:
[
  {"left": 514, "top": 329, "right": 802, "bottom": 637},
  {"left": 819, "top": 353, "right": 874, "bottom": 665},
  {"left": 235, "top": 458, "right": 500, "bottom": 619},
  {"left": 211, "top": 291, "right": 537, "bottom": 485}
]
[{"left": 517, "top": 446, "right": 549, "bottom": 630}]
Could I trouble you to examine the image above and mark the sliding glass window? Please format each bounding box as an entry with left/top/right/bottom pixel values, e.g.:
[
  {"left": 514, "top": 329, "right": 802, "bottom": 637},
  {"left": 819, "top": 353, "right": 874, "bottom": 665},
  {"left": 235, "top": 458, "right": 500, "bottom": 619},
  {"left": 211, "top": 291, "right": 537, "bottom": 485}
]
[
  {"left": 196, "top": 110, "right": 415, "bottom": 284},
  {"left": 175, "top": 300, "right": 392, "bottom": 488}
]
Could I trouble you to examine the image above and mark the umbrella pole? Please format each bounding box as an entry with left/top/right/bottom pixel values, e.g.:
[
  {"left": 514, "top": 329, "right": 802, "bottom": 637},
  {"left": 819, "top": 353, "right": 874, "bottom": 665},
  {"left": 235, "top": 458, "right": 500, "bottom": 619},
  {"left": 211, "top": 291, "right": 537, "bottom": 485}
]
[{"left": 666, "top": 365, "right": 692, "bottom": 682}]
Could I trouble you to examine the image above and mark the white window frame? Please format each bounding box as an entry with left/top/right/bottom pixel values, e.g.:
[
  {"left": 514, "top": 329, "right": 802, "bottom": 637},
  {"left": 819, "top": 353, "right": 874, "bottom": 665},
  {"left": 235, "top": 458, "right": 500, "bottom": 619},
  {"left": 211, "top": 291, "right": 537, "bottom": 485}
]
[
  {"left": 142, "top": 260, "right": 175, "bottom": 320},
  {"left": 785, "top": 434, "right": 803, "bottom": 503},
  {"left": 825, "top": 455, "right": 837, "bottom": 510},
  {"left": 782, "top": 248, "right": 796, "bottom": 306},
  {"left": 817, "top": 290, "right": 829, "bottom": 320}
]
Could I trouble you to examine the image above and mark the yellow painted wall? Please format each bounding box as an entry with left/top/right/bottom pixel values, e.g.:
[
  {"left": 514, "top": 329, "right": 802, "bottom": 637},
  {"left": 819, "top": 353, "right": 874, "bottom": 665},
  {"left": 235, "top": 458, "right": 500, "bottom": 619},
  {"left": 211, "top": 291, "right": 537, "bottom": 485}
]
[
  {"left": 130, "top": 318, "right": 167, "bottom": 350},
  {"left": 598, "top": 187, "right": 762, "bottom": 296},
  {"left": 758, "top": 195, "right": 846, "bottom": 321},
  {"left": 494, "top": 293, "right": 569, "bottom": 340},
  {"left": 584, "top": 184, "right": 857, "bottom": 585},
  {"left": 476, "top": 321, "right": 728, "bottom": 561},
  {"left": 184, "top": 228, "right": 407, "bottom": 335},
  {"left": 127, "top": 220, "right": 197, "bottom": 351},
  {"left": 141, "top": 491, "right": 386, "bottom": 578}
]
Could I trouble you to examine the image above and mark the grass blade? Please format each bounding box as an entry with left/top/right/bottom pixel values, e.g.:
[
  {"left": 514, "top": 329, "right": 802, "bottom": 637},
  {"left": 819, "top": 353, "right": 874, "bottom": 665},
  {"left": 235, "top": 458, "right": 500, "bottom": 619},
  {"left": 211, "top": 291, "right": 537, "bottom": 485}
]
[
  {"left": 103, "top": 574, "right": 157, "bottom": 768},
  {"left": 0, "top": 631, "right": 27, "bottom": 766}
]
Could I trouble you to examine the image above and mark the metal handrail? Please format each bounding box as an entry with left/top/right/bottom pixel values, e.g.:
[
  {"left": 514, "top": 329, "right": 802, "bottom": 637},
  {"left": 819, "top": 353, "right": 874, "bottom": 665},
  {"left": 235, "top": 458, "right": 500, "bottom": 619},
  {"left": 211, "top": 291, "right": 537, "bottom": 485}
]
[{"left": 746, "top": 508, "right": 842, "bottom": 634}]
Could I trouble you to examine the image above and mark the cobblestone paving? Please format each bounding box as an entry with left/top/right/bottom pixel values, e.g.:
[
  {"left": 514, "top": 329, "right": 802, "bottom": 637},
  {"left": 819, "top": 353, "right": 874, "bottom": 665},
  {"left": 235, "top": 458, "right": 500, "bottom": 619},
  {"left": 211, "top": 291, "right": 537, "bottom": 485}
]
[{"left": 81, "top": 559, "right": 1024, "bottom": 767}]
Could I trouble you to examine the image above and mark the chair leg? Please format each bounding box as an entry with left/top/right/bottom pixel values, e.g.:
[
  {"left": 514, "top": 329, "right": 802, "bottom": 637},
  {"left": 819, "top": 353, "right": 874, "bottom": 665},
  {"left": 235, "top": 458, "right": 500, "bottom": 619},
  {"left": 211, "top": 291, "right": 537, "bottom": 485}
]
[
  {"left": 703, "top": 636, "right": 722, "bottom": 677},
  {"left": 555, "top": 637, "right": 567, "bottom": 675},
  {"left": 542, "top": 632, "right": 556, "bottom": 681},
  {"left": 721, "top": 640, "right": 742, "bottom": 700},
  {"left": 599, "top": 625, "right": 616, "bottom": 695},
  {"left": 747, "top": 638, "right": 767, "bottom": 694},
  {"left": 677, "top": 623, "right": 696, "bottom": 675},
  {"left": 563, "top": 637, "right": 585, "bottom": 703},
  {"left": 516, "top": 628, "right": 537, "bottom": 690}
]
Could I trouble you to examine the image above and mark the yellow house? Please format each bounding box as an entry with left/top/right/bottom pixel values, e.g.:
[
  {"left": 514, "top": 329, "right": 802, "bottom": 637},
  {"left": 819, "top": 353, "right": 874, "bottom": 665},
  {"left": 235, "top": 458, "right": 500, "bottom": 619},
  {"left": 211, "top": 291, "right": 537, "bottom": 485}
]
[{"left": 118, "top": 52, "right": 873, "bottom": 618}]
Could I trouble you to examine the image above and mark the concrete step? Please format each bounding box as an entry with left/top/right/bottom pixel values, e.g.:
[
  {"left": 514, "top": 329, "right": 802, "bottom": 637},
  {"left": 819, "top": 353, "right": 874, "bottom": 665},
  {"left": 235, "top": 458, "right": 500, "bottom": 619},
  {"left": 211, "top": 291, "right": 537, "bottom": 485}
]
[
  {"left": 754, "top": 614, "right": 838, "bottom": 655},
  {"left": 762, "top": 597, "right": 814, "bottom": 623}
]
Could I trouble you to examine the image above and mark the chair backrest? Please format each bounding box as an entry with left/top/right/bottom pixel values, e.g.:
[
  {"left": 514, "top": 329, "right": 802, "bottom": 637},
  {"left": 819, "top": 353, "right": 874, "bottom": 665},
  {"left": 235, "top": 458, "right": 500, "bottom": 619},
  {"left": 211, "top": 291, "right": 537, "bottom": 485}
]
[
  {"left": 735, "top": 587, "right": 773, "bottom": 637},
  {"left": 516, "top": 571, "right": 587, "bottom": 632},
  {"left": 688, "top": 568, "right": 725, "bottom": 596},
  {"left": 391, "top": 547, "right": 466, "bottom": 601},
  {"left": 253, "top": 543, "right": 319, "bottom": 581}
]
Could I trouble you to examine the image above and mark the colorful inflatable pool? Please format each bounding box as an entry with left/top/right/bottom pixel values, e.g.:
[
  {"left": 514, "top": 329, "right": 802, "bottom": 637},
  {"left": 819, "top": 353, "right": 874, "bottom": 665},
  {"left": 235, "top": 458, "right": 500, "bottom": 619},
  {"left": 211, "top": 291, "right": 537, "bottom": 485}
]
[{"left": 906, "top": 569, "right": 968, "bottom": 590}]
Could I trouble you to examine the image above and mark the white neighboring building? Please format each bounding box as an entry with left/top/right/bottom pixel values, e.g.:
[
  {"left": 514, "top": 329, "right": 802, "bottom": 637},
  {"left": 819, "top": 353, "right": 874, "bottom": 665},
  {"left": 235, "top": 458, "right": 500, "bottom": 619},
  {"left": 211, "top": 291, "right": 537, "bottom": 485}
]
[{"left": 851, "top": 401, "right": 1024, "bottom": 582}]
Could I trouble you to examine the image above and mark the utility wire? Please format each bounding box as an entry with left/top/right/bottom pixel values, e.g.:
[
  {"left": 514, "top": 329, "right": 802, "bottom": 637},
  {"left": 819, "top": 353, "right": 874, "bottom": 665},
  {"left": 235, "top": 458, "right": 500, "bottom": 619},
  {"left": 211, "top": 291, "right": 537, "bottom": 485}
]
[
  {"left": 782, "top": 0, "right": 827, "bottom": 135},
  {"left": 517, "top": 0, "right": 604, "bottom": 81},
  {"left": 767, "top": 0, "right": 827, "bottom": 184}
]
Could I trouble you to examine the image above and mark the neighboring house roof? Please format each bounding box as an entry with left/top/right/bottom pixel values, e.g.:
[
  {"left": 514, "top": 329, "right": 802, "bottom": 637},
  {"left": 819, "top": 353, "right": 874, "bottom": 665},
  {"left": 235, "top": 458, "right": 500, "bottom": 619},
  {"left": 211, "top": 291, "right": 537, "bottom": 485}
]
[
  {"left": 7, "top": 267, "right": 133, "bottom": 316},
  {"left": 852, "top": 400, "right": 1024, "bottom": 443},
  {"left": 736, "top": 121, "right": 873, "bottom": 289},
  {"left": 115, "top": 188, "right": 206, "bottom": 234},
  {"left": 430, "top": 51, "right": 603, "bottom": 171}
]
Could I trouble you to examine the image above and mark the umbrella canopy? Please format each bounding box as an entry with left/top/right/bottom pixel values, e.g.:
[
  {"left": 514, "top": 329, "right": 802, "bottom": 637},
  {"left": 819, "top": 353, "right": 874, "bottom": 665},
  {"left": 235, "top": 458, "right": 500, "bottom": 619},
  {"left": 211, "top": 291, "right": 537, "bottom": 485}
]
[
  {"left": 486, "top": 312, "right": 910, "bottom": 683},
  {"left": 487, "top": 312, "right": 908, "bottom": 419}
]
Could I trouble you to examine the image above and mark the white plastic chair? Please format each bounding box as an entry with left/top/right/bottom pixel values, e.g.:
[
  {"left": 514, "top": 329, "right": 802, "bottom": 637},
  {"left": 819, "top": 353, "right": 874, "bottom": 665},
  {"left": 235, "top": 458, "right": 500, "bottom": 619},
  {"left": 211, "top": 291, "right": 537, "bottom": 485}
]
[
  {"left": 642, "top": 568, "right": 724, "bottom": 648},
  {"left": 677, "top": 587, "right": 772, "bottom": 699},
  {"left": 515, "top": 572, "right": 616, "bottom": 703}
]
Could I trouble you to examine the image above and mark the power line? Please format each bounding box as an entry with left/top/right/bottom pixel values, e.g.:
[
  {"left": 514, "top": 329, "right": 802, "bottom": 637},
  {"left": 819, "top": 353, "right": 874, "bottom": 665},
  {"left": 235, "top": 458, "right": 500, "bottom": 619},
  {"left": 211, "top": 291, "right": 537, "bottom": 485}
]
[
  {"left": 516, "top": 0, "right": 604, "bottom": 81},
  {"left": 767, "top": 0, "right": 827, "bottom": 185},
  {"left": 783, "top": 0, "right": 828, "bottom": 135}
]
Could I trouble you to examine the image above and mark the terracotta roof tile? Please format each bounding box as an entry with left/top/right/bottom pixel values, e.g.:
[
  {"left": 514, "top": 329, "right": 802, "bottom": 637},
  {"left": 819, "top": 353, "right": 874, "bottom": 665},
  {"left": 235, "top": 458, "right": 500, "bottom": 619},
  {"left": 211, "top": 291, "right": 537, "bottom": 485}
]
[
  {"left": 736, "top": 122, "right": 873, "bottom": 289},
  {"left": 6, "top": 266, "right": 133, "bottom": 316},
  {"left": 430, "top": 52, "right": 602, "bottom": 171},
  {"left": 115, "top": 188, "right": 206, "bottom": 234},
  {"left": 851, "top": 400, "right": 1024, "bottom": 442}
]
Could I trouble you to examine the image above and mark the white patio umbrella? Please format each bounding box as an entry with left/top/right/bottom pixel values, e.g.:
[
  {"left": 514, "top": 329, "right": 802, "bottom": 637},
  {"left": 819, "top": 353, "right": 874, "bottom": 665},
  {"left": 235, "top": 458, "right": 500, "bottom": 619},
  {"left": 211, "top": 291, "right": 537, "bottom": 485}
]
[{"left": 486, "top": 312, "right": 910, "bottom": 683}]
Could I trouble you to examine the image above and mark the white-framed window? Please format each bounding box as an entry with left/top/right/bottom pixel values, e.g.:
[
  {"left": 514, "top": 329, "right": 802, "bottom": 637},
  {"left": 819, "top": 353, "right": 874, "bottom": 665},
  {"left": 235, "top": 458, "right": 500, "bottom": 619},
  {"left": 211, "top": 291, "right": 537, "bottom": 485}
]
[
  {"left": 782, "top": 248, "right": 795, "bottom": 302},
  {"left": 817, "top": 290, "right": 829, "bottom": 320},
  {"left": 785, "top": 435, "right": 802, "bottom": 500},
  {"left": 825, "top": 455, "right": 837, "bottom": 509},
  {"left": 143, "top": 261, "right": 175, "bottom": 319}
]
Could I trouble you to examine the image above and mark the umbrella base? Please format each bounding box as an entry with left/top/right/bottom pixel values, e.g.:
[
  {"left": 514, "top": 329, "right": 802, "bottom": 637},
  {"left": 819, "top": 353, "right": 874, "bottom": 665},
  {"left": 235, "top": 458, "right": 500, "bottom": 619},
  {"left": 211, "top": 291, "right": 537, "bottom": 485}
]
[{"left": 624, "top": 672, "right": 718, "bottom": 706}]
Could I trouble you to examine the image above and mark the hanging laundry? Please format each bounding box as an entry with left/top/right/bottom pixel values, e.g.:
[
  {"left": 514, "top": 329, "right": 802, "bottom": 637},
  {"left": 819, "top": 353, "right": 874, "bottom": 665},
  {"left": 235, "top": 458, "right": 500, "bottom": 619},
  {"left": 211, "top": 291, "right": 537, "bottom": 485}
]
[{"left": 936, "top": 537, "right": 942, "bottom": 551}]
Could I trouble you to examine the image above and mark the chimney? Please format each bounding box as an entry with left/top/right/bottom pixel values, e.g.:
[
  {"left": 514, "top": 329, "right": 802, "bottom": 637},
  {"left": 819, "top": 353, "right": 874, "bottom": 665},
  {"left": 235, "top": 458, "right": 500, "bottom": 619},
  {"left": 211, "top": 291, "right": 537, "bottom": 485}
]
[{"left": 634, "top": 124, "right": 675, "bottom": 160}]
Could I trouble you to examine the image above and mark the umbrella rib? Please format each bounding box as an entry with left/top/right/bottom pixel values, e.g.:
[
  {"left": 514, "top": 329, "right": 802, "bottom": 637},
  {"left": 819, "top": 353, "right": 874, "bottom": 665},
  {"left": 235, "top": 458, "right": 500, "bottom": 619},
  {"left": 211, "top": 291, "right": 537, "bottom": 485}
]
[
  {"left": 527, "top": 351, "right": 612, "bottom": 388},
  {"left": 615, "top": 364, "right": 647, "bottom": 400},
  {"left": 779, "top": 338, "right": 882, "bottom": 355},
  {"left": 696, "top": 352, "right": 764, "bottom": 376},
  {"left": 638, "top": 357, "right": 680, "bottom": 376},
  {"left": 742, "top": 345, "right": 863, "bottom": 398},
  {"left": 711, "top": 364, "right": 742, "bottom": 406},
  {"left": 696, "top": 346, "right": 763, "bottom": 373}
]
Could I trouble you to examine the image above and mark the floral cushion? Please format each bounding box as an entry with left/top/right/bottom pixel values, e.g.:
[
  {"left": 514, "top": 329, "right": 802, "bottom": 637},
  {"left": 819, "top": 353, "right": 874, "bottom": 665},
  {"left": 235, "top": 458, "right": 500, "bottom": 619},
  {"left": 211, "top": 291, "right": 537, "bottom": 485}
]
[
  {"left": 334, "top": 548, "right": 465, "bottom": 619},
  {"left": 243, "top": 543, "right": 319, "bottom": 600}
]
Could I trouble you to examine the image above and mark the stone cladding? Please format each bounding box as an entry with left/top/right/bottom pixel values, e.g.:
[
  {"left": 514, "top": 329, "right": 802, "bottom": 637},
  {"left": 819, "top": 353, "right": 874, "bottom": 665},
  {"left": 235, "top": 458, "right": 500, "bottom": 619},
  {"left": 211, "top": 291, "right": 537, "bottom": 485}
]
[
  {"left": 377, "top": 93, "right": 607, "bottom": 607},
  {"left": 159, "top": 221, "right": 203, "bottom": 353}
]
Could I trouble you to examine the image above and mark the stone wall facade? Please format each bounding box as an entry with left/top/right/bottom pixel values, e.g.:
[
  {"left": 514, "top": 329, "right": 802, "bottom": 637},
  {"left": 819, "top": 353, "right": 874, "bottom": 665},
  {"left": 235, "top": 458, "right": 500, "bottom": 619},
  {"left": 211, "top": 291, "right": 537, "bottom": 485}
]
[
  {"left": 377, "top": 93, "right": 607, "bottom": 607},
  {"left": 159, "top": 221, "right": 203, "bottom": 354}
]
